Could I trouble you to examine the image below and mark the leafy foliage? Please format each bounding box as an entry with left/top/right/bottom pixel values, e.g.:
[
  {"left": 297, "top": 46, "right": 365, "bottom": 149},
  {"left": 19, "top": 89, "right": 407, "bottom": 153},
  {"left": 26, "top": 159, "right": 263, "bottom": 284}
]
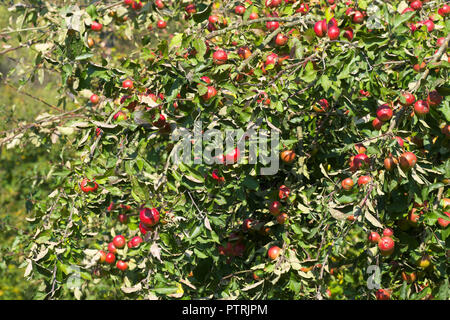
[{"left": 0, "top": 0, "right": 449, "bottom": 300}]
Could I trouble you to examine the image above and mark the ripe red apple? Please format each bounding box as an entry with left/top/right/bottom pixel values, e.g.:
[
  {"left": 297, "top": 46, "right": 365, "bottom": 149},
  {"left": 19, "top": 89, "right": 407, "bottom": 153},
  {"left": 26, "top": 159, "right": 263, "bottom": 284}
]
[
  {"left": 402, "top": 7, "right": 414, "bottom": 14},
  {"left": 275, "top": 33, "right": 288, "bottom": 46},
  {"left": 296, "top": 3, "right": 309, "bottom": 14},
  {"left": 278, "top": 185, "right": 290, "bottom": 200},
  {"left": 427, "top": 90, "right": 442, "bottom": 107},
  {"left": 249, "top": 12, "right": 259, "bottom": 20},
  {"left": 155, "top": 0, "right": 164, "bottom": 9},
  {"left": 266, "top": 21, "right": 280, "bottom": 31},
  {"left": 353, "top": 11, "right": 364, "bottom": 23},
  {"left": 122, "top": 79, "right": 134, "bottom": 89},
  {"left": 384, "top": 156, "right": 397, "bottom": 171},
  {"left": 199, "top": 76, "right": 211, "bottom": 85},
  {"left": 105, "top": 252, "right": 116, "bottom": 264},
  {"left": 413, "top": 100, "right": 429, "bottom": 116},
  {"left": 113, "top": 235, "right": 126, "bottom": 249},
  {"left": 357, "top": 175, "right": 371, "bottom": 186},
  {"left": 118, "top": 213, "right": 128, "bottom": 224},
  {"left": 80, "top": 178, "right": 98, "bottom": 193},
  {"left": 140, "top": 207, "right": 160, "bottom": 227},
  {"left": 422, "top": 19, "right": 434, "bottom": 32},
  {"left": 280, "top": 150, "right": 296, "bottom": 163},
  {"left": 395, "top": 136, "right": 404, "bottom": 147},
  {"left": 139, "top": 222, "right": 152, "bottom": 235},
  {"left": 408, "top": 207, "right": 422, "bottom": 226},
  {"left": 265, "top": 52, "right": 279, "bottom": 65},
  {"left": 353, "top": 153, "right": 370, "bottom": 169},
  {"left": 185, "top": 4, "right": 196, "bottom": 14},
  {"left": 124, "top": 0, "right": 133, "bottom": 6},
  {"left": 235, "top": 5, "right": 246, "bottom": 15},
  {"left": 269, "top": 201, "right": 281, "bottom": 216},
  {"left": 438, "top": 4, "right": 450, "bottom": 17},
  {"left": 400, "top": 92, "right": 415, "bottom": 106},
  {"left": 328, "top": 26, "right": 340, "bottom": 40},
  {"left": 208, "top": 15, "right": 219, "bottom": 24},
  {"left": 132, "top": 0, "right": 143, "bottom": 10},
  {"left": 221, "top": 147, "right": 241, "bottom": 164},
  {"left": 157, "top": 20, "right": 167, "bottom": 29},
  {"left": 399, "top": 151, "right": 417, "bottom": 170},
  {"left": 277, "top": 213, "right": 288, "bottom": 224},
  {"left": 378, "top": 236, "right": 394, "bottom": 256},
  {"left": 90, "top": 94, "right": 99, "bottom": 104},
  {"left": 437, "top": 212, "right": 450, "bottom": 228},
  {"left": 341, "top": 178, "right": 354, "bottom": 190},
  {"left": 116, "top": 260, "right": 128, "bottom": 271},
  {"left": 91, "top": 21, "right": 103, "bottom": 31},
  {"left": 437, "top": 37, "right": 445, "bottom": 47},
  {"left": 130, "top": 236, "right": 143, "bottom": 248},
  {"left": 343, "top": 28, "right": 353, "bottom": 41},
  {"left": 376, "top": 104, "right": 393, "bottom": 121},
  {"left": 108, "top": 242, "right": 117, "bottom": 254},
  {"left": 98, "top": 250, "right": 107, "bottom": 263},
  {"left": 266, "top": 0, "right": 282, "bottom": 7},
  {"left": 372, "top": 118, "right": 383, "bottom": 130},
  {"left": 268, "top": 246, "right": 281, "bottom": 260},
  {"left": 314, "top": 20, "right": 327, "bottom": 37},
  {"left": 368, "top": 231, "right": 380, "bottom": 244},
  {"left": 213, "top": 50, "right": 228, "bottom": 65},
  {"left": 376, "top": 289, "right": 391, "bottom": 300},
  {"left": 202, "top": 86, "right": 217, "bottom": 101},
  {"left": 383, "top": 228, "right": 394, "bottom": 237},
  {"left": 410, "top": 0, "right": 422, "bottom": 10}
]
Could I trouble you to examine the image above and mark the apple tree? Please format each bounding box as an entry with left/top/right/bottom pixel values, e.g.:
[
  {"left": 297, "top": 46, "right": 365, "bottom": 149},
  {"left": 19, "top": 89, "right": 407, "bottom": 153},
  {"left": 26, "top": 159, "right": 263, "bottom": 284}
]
[{"left": 1, "top": 0, "right": 449, "bottom": 300}]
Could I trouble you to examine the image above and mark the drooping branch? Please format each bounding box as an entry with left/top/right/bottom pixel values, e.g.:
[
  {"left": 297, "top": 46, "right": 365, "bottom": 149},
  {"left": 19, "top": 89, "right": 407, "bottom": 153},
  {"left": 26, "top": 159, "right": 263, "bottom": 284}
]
[
  {"left": 205, "top": 13, "right": 314, "bottom": 40},
  {"left": 387, "top": 33, "right": 450, "bottom": 134}
]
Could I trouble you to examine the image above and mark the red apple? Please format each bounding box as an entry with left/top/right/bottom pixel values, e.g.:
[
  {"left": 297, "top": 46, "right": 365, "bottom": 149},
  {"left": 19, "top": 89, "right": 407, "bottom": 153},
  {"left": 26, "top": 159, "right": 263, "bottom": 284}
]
[
  {"left": 157, "top": 20, "right": 167, "bottom": 29},
  {"left": 328, "top": 26, "right": 340, "bottom": 40},
  {"left": 437, "top": 212, "right": 450, "bottom": 228},
  {"left": 91, "top": 21, "right": 103, "bottom": 31},
  {"left": 268, "top": 246, "right": 281, "bottom": 260},
  {"left": 113, "top": 235, "right": 126, "bottom": 249},
  {"left": 235, "top": 5, "right": 246, "bottom": 15},
  {"left": 122, "top": 79, "right": 133, "bottom": 89},
  {"left": 90, "top": 94, "right": 99, "bottom": 104},
  {"left": 116, "top": 260, "right": 128, "bottom": 271},
  {"left": 139, "top": 207, "right": 160, "bottom": 227},
  {"left": 202, "top": 86, "right": 217, "bottom": 101},
  {"left": 275, "top": 33, "right": 288, "bottom": 46},
  {"left": 427, "top": 90, "right": 442, "bottom": 107},
  {"left": 383, "top": 228, "right": 394, "bottom": 237},
  {"left": 105, "top": 252, "right": 116, "bottom": 264},
  {"left": 341, "top": 178, "right": 354, "bottom": 190},
  {"left": 400, "top": 92, "right": 415, "bottom": 106},
  {"left": 368, "top": 232, "right": 380, "bottom": 244},
  {"left": 358, "top": 175, "right": 371, "bottom": 186},
  {"left": 376, "top": 104, "right": 393, "bottom": 121},
  {"left": 269, "top": 201, "right": 281, "bottom": 216},
  {"left": 399, "top": 151, "right": 417, "bottom": 170},
  {"left": 378, "top": 236, "right": 395, "bottom": 256},
  {"left": 410, "top": 0, "right": 422, "bottom": 10},
  {"left": 414, "top": 100, "right": 429, "bottom": 116},
  {"left": 213, "top": 50, "right": 228, "bottom": 65}
]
